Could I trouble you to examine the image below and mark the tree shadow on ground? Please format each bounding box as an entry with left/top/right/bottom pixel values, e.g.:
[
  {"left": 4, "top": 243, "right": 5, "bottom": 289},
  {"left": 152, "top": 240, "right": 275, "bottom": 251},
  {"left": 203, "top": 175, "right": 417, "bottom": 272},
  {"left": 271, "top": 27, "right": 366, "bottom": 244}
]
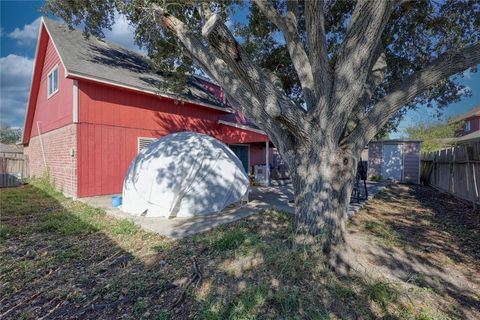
[
  {"left": 1, "top": 182, "right": 477, "bottom": 319},
  {"left": 348, "top": 184, "right": 480, "bottom": 319}
]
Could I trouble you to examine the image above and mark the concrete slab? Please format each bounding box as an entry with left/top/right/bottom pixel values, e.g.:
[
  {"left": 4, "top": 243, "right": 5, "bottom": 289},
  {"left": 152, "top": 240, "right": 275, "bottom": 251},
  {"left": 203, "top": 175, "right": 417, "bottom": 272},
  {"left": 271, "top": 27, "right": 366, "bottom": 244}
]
[{"left": 79, "top": 181, "right": 387, "bottom": 239}]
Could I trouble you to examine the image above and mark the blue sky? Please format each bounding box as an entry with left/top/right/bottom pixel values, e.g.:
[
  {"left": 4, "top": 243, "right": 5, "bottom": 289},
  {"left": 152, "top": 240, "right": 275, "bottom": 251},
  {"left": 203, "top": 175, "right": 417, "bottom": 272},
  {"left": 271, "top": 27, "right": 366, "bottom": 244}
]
[
  {"left": 0, "top": 0, "right": 140, "bottom": 129},
  {"left": 1, "top": 0, "right": 479, "bottom": 137}
]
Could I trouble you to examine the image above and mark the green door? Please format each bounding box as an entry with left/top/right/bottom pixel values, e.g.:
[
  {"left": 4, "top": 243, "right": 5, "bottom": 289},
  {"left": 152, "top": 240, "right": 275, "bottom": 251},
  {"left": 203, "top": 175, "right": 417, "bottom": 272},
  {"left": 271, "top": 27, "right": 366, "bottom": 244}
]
[{"left": 229, "top": 144, "right": 250, "bottom": 174}]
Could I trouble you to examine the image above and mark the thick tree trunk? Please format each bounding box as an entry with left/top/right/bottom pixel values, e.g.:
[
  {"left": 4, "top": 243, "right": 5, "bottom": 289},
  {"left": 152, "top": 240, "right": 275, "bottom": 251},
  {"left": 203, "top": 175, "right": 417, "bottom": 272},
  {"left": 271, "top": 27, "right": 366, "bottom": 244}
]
[{"left": 290, "top": 146, "right": 357, "bottom": 255}]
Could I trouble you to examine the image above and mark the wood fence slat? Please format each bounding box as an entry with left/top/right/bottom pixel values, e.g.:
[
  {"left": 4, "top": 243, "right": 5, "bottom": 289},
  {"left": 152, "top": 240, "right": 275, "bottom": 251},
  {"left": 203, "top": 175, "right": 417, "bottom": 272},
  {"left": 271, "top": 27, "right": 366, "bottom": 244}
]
[
  {"left": 421, "top": 141, "right": 480, "bottom": 205},
  {"left": 0, "top": 156, "right": 29, "bottom": 188}
]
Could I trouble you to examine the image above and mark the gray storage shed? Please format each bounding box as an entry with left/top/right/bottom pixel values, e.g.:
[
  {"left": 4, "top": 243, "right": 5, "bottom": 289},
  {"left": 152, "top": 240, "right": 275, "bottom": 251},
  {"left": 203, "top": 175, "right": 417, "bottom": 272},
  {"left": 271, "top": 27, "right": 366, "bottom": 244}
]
[{"left": 368, "top": 140, "right": 422, "bottom": 184}]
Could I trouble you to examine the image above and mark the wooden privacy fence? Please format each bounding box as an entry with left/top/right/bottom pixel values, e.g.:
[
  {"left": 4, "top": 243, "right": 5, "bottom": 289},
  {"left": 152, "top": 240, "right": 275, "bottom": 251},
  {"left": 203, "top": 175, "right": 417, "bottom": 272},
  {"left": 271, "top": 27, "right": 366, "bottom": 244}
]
[
  {"left": 421, "top": 142, "right": 480, "bottom": 204},
  {"left": 0, "top": 156, "right": 29, "bottom": 188}
]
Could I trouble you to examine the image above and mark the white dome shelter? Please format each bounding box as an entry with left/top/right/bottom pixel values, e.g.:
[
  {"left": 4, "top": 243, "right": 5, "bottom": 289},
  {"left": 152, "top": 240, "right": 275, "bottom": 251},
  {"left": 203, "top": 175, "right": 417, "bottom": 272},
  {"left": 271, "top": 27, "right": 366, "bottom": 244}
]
[{"left": 122, "top": 132, "right": 249, "bottom": 218}]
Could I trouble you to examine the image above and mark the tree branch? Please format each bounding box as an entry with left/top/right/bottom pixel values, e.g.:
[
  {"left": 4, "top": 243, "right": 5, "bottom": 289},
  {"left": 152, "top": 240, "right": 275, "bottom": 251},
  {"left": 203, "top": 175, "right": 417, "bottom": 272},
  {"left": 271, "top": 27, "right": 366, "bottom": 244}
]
[
  {"left": 196, "top": 1, "right": 213, "bottom": 22},
  {"left": 330, "top": 0, "right": 395, "bottom": 139},
  {"left": 305, "top": 0, "right": 331, "bottom": 109},
  {"left": 150, "top": 4, "right": 310, "bottom": 144},
  {"left": 201, "top": 14, "right": 311, "bottom": 140},
  {"left": 150, "top": 6, "right": 281, "bottom": 132},
  {"left": 346, "top": 42, "right": 480, "bottom": 150},
  {"left": 343, "top": 45, "right": 387, "bottom": 137},
  {"left": 223, "top": 92, "right": 298, "bottom": 165},
  {"left": 253, "top": 0, "right": 317, "bottom": 109}
]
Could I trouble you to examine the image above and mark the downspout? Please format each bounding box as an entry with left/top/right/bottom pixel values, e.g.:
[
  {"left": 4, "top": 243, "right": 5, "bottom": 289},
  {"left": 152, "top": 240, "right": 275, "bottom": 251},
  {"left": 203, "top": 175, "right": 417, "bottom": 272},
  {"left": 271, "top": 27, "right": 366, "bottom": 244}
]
[
  {"left": 70, "top": 147, "right": 75, "bottom": 199},
  {"left": 36, "top": 121, "right": 47, "bottom": 168},
  {"left": 71, "top": 80, "right": 78, "bottom": 198}
]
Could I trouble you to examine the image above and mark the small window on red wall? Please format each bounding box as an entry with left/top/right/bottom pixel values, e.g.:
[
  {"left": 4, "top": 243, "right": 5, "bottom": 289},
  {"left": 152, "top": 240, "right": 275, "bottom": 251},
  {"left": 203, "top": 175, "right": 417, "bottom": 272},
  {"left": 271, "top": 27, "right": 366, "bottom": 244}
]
[
  {"left": 47, "top": 65, "right": 59, "bottom": 98},
  {"left": 464, "top": 120, "right": 471, "bottom": 132}
]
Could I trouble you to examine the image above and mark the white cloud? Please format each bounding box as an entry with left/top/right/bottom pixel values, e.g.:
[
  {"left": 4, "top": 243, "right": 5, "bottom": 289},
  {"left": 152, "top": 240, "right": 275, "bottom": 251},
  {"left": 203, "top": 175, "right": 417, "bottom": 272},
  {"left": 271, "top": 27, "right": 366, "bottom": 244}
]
[
  {"left": 0, "top": 14, "right": 143, "bottom": 128},
  {"left": 0, "top": 55, "right": 34, "bottom": 127},
  {"left": 7, "top": 17, "right": 41, "bottom": 46},
  {"left": 104, "top": 13, "right": 144, "bottom": 53},
  {"left": 463, "top": 69, "right": 472, "bottom": 79}
]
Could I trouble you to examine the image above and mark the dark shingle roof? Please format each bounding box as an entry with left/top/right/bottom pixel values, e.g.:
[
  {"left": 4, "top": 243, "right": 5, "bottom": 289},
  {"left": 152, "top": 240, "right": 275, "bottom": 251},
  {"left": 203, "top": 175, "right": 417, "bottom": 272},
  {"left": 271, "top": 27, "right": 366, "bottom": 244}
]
[{"left": 43, "top": 17, "right": 228, "bottom": 110}]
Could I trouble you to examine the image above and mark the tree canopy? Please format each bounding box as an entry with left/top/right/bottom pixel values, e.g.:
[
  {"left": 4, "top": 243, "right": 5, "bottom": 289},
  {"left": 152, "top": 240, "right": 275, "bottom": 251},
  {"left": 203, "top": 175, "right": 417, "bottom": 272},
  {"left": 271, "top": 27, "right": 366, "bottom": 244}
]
[
  {"left": 44, "top": 0, "right": 479, "bottom": 135},
  {"left": 0, "top": 123, "right": 22, "bottom": 145},
  {"left": 406, "top": 119, "right": 464, "bottom": 152}
]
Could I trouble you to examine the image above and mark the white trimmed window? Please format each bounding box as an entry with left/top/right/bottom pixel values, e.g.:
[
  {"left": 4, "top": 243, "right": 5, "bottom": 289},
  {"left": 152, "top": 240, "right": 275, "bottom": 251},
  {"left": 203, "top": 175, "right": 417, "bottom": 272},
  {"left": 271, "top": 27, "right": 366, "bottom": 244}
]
[
  {"left": 464, "top": 120, "right": 471, "bottom": 132},
  {"left": 138, "top": 137, "right": 156, "bottom": 153},
  {"left": 47, "top": 65, "right": 59, "bottom": 98}
]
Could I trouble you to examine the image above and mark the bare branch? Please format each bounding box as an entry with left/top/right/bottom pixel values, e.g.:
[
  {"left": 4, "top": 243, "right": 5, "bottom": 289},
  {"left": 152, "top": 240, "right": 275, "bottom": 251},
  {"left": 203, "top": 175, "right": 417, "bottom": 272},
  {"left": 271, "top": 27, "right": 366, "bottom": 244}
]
[
  {"left": 253, "top": 0, "right": 317, "bottom": 109},
  {"left": 224, "top": 92, "right": 298, "bottom": 164},
  {"left": 150, "top": 6, "right": 277, "bottom": 131},
  {"left": 196, "top": 1, "right": 213, "bottom": 22},
  {"left": 201, "top": 14, "right": 311, "bottom": 140},
  {"left": 305, "top": 0, "right": 331, "bottom": 109},
  {"left": 346, "top": 42, "right": 480, "bottom": 150},
  {"left": 343, "top": 45, "right": 387, "bottom": 136},
  {"left": 330, "top": 0, "right": 395, "bottom": 139},
  {"left": 286, "top": 0, "right": 299, "bottom": 21},
  {"left": 262, "top": 67, "right": 284, "bottom": 89}
]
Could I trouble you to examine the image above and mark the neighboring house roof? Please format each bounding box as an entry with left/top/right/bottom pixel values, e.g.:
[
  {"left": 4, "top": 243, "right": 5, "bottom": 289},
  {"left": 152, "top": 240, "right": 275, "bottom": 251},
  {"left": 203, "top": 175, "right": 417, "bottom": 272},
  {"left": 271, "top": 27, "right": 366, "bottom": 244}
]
[
  {"left": 0, "top": 143, "right": 23, "bottom": 153},
  {"left": 440, "top": 130, "right": 480, "bottom": 145},
  {"left": 449, "top": 106, "right": 480, "bottom": 123},
  {"left": 42, "top": 17, "right": 230, "bottom": 112}
]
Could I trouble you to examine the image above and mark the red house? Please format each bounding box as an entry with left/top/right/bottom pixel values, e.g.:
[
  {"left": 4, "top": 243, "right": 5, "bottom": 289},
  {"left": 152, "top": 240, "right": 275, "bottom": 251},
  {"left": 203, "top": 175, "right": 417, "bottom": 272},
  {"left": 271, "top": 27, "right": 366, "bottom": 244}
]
[
  {"left": 450, "top": 106, "right": 480, "bottom": 137},
  {"left": 23, "top": 18, "right": 273, "bottom": 198}
]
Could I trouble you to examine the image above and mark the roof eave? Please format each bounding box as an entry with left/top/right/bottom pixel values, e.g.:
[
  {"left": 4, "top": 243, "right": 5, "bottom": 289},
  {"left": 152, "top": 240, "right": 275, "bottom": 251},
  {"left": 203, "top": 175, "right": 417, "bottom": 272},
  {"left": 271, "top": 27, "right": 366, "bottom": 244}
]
[
  {"left": 218, "top": 120, "right": 267, "bottom": 135},
  {"left": 22, "top": 18, "right": 44, "bottom": 145},
  {"left": 43, "top": 18, "right": 232, "bottom": 115},
  {"left": 23, "top": 17, "right": 71, "bottom": 145},
  {"left": 66, "top": 71, "right": 233, "bottom": 114}
]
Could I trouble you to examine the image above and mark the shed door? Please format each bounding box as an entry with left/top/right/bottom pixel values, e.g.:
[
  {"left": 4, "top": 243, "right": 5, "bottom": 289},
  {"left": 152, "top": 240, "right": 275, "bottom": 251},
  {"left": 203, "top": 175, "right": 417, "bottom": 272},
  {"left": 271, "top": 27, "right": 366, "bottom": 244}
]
[
  {"left": 229, "top": 144, "right": 250, "bottom": 174},
  {"left": 381, "top": 144, "right": 403, "bottom": 181}
]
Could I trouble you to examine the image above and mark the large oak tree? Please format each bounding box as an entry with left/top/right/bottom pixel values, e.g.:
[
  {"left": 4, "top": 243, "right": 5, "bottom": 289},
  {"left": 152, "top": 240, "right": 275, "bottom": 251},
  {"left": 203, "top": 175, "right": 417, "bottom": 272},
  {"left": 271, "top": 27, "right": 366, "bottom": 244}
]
[{"left": 44, "top": 0, "right": 480, "bottom": 256}]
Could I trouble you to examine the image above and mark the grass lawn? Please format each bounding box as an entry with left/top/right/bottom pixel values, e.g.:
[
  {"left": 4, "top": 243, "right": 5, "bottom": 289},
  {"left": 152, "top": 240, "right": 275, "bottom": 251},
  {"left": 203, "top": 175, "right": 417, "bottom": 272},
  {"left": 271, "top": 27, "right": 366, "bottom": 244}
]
[{"left": 1, "top": 178, "right": 479, "bottom": 319}]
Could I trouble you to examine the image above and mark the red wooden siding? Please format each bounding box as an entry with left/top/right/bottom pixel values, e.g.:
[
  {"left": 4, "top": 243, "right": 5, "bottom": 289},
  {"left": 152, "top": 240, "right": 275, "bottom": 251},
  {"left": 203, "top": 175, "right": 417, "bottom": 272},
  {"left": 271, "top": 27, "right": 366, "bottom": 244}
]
[
  {"left": 23, "top": 22, "right": 77, "bottom": 197},
  {"left": 29, "top": 34, "right": 73, "bottom": 137},
  {"left": 77, "top": 81, "right": 269, "bottom": 197},
  {"left": 78, "top": 80, "right": 222, "bottom": 131},
  {"left": 23, "top": 19, "right": 271, "bottom": 198},
  {"left": 77, "top": 123, "right": 132, "bottom": 196},
  {"left": 23, "top": 23, "right": 74, "bottom": 144},
  {"left": 217, "top": 125, "right": 268, "bottom": 144},
  {"left": 249, "top": 142, "right": 274, "bottom": 167},
  {"left": 77, "top": 80, "right": 267, "bottom": 143},
  {"left": 457, "top": 116, "right": 480, "bottom": 136}
]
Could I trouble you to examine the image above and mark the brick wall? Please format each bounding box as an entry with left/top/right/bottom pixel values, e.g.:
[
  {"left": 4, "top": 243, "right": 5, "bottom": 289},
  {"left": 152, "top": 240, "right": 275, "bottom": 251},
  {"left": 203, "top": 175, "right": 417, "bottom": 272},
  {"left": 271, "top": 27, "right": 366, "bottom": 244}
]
[{"left": 24, "top": 124, "right": 77, "bottom": 197}]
